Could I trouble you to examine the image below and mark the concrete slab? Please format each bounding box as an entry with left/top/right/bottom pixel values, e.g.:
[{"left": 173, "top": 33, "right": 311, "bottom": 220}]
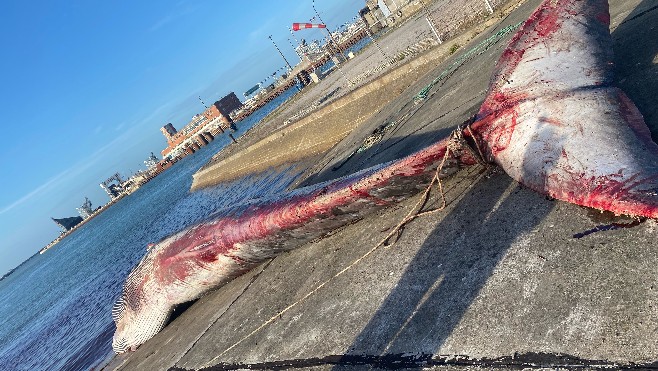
[{"left": 109, "top": 0, "right": 658, "bottom": 369}]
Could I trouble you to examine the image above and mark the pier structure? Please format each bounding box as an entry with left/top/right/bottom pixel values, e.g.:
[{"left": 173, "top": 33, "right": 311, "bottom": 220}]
[
  {"left": 100, "top": 173, "right": 125, "bottom": 199},
  {"left": 234, "top": 24, "right": 370, "bottom": 122},
  {"left": 160, "top": 93, "right": 242, "bottom": 161}
]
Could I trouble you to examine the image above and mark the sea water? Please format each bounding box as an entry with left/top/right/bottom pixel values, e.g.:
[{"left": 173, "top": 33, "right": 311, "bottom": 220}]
[{"left": 0, "top": 88, "right": 302, "bottom": 371}]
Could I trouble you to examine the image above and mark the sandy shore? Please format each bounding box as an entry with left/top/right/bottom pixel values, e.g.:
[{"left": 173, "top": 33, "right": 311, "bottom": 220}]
[{"left": 108, "top": 0, "right": 658, "bottom": 369}]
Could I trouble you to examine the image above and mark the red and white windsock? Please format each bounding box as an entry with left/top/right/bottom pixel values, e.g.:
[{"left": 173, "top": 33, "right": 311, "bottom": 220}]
[{"left": 292, "top": 23, "right": 326, "bottom": 31}]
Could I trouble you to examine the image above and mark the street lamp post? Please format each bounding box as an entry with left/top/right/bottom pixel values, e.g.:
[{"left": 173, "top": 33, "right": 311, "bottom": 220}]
[
  {"left": 484, "top": 0, "right": 494, "bottom": 14},
  {"left": 198, "top": 96, "right": 208, "bottom": 109},
  {"left": 288, "top": 26, "right": 305, "bottom": 61},
  {"left": 312, "top": 0, "right": 346, "bottom": 60},
  {"left": 268, "top": 35, "right": 294, "bottom": 72},
  {"left": 359, "top": 13, "right": 392, "bottom": 65},
  {"left": 420, "top": 0, "right": 442, "bottom": 44},
  {"left": 269, "top": 35, "right": 304, "bottom": 90}
]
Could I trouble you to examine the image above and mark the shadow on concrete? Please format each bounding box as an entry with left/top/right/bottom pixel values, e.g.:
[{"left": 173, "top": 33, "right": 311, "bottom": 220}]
[
  {"left": 194, "top": 352, "right": 658, "bottom": 370},
  {"left": 331, "top": 167, "right": 553, "bottom": 369},
  {"left": 612, "top": 0, "right": 658, "bottom": 138},
  {"left": 325, "top": 1, "right": 658, "bottom": 367},
  {"left": 296, "top": 126, "right": 454, "bottom": 188}
]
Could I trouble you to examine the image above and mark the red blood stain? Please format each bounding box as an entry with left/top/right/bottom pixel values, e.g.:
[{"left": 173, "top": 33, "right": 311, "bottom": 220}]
[
  {"left": 595, "top": 9, "right": 610, "bottom": 25},
  {"left": 198, "top": 250, "right": 217, "bottom": 264},
  {"left": 541, "top": 117, "right": 563, "bottom": 126},
  {"left": 350, "top": 187, "right": 390, "bottom": 206},
  {"left": 152, "top": 136, "right": 470, "bottom": 289},
  {"left": 533, "top": 6, "right": 561, "bottom": 38},
  {"left": 489, "top": 110, "right": 519, "bottom": 156}
]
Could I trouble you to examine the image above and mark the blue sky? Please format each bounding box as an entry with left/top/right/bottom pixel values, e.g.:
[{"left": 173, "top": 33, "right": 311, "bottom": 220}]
[{"left": 0, "top": 0, "right": 363, "bottom": 275}]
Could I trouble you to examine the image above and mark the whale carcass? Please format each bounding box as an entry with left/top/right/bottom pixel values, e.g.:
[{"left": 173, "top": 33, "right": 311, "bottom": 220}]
[{"left": 112, "top": 0, "right": 658, "bottom": 354}]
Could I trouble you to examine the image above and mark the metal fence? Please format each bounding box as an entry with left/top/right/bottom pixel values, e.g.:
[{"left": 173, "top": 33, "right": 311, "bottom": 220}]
[{"left": 425, "top": 0, "right": 510, "bottom": 42}]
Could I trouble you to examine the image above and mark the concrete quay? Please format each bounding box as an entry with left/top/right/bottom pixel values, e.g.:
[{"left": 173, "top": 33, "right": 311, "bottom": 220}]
[
  {"left": 190, "top": 0, "right": 516, "bottom": 190},
  {"left": 108, "top": 0, "right": 658, "bottom": 369}
]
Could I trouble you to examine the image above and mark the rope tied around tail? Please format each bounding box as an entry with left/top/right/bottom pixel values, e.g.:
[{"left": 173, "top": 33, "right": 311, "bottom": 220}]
[{"left": 379, "top": 124, "right": 487, "bottom": 247}]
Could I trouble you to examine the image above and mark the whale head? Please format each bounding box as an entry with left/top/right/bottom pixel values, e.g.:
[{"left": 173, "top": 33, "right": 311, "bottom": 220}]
[
  {"left": 111, "top": 290, "right": 173, "bottom": 353},
  {"left": 111, "top": 242, "right": 175, "bottom": 354}
]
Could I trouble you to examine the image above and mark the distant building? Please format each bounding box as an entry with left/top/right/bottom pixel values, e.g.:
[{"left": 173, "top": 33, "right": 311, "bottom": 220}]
[
  {"left": 214, "top": 93, "right": 243, "bottom": 118},
  {"left": 360, "top": 0, "right": 387, "bottom": 33},
  {"left": 161, "top": 123, "right": 177, "bottom": 138},
  {"left": 244, "top": 84, "right": 261, "bottom": 98},
  {"left": 144, "top": 152, "right": 159, "bottom": 169},
  {"left": 52, "top": 216, "right": 83, "bottom": 233},
  {"left": 77, "top": 197, "right": 94, "bottom": 219},
  {"left": 202, "top": 105, "right": 230, "bottom": 128},
  {"left": 100, "top": 173, "right": 125, "bottom": 199},
  {"left": 295, "top": 39, "right": 323, "bottom": 57},
  {"left": 161, "top": 115, "right": 223, "bottom": 158},
  {"left": 159, "top": 92, "right": 243, "bottom": 159},
  {"left": 181, "top": 114, "right": 207, "bottom": 135}
]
